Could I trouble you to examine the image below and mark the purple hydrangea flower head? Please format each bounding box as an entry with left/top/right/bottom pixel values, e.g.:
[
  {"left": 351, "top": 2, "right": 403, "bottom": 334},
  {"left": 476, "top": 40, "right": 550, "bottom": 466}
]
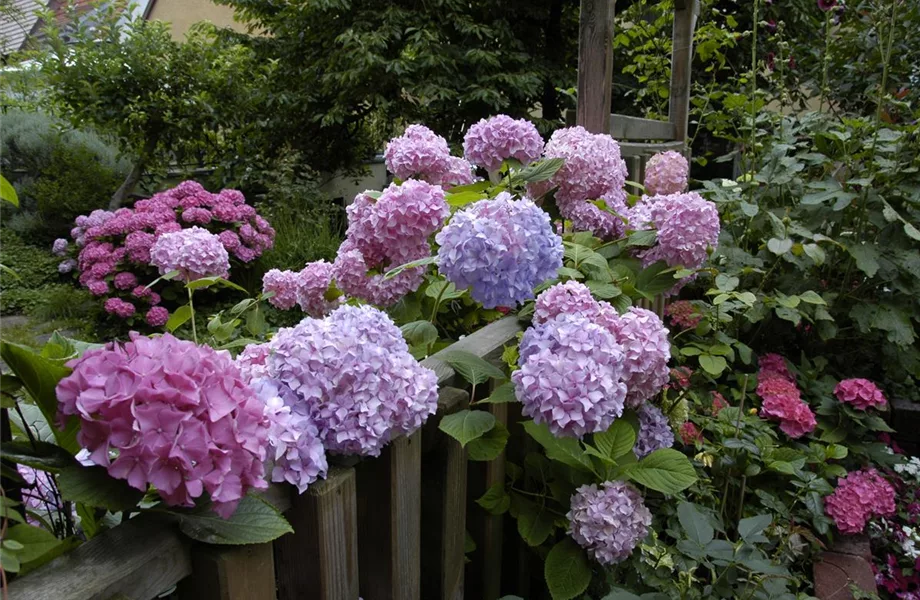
[
  {"left": 181, "top": 207, "right": 212, "bottom": 225},
  {"left": 55, "top": 333, "right": 269, "bottom": 518},
  {"left": 52, "top": 238, "right": 69, "bottom": 256},
  {"left": 634, "top": 402, "right": 675, "bottom": 458},
  {"left": 384, "top": 124, "right": 453, "bottom": 182},
  {"left": 529, "top": 126, "right": 627, "bottom": 204},
  {"left": 533, "top": 280, "right": 599, "bottom": 324},
  {"left": 560, "top": 188, "right": 629, "bottom": 240},
  {"left": 238, "top": 305, "right": 439, "bottom": 456},
  {"left": 218, "top": 230, "right": 241, "bottom": 251},
  {"left": 602, "top": 307, "right": 671, "bottom": 407},
  {"left": 149, "top": 226, "right": 230, "bottom": 282},
  {"left": 145, "top": 306, "right": 169, "bottom": 327},
  {"left": 17, "top": 465, "right": 72, "bottom": 527},
  {"left": 512, "top": 313, "right": 627, "bottom": 438},
  {"left": 463, "top": 115, "right": 544, "bottom": 173},
  {"left": 103, "top": 297, "right": 136, "bottom": 318},
  {"left": 433, "top": 156, "right": 477, "bottom": 188},
  {"left": 630, "top": 192, "right": 720, "bottom": 272},
  {"left": 643, "top": 151, "right": 689, "bottom": 196},
  {"left": 253, "top": 377, "right": 328, "bottom": 493},
  {"left": 436, "top": 193, "right": 563, "bottom": 308},
  {"left": 296, "top": 260, "right": 337, "bottom": 317},
  {"left": 58, "top": 259, "right": 77, "bottom": 274},
  {"left": 332, "top": 238, "right": 428, "bottom": 307},
  {"left": 113, "top": 271, "right": 138, "bottom": 291},
  {"left": 263, "top": 268, "right": 302, "bottom": 310},
  {"left": 568, "top": 481, "right": 652, "bottom": 565}
]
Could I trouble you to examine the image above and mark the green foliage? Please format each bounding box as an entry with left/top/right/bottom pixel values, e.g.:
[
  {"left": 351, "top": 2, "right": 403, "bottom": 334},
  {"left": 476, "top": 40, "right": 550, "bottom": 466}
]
[
  {"left": 176, "top": 494, "right": 294, "bottom": 545},
  {"left": 0, "top": 230, "right": 67, "bottom": 315}
]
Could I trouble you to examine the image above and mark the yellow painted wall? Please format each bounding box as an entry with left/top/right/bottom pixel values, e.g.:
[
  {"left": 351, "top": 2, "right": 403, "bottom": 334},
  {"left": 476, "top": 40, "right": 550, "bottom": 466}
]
[{"left": 146, "top": 0, "right": 247, "bottom": 40}]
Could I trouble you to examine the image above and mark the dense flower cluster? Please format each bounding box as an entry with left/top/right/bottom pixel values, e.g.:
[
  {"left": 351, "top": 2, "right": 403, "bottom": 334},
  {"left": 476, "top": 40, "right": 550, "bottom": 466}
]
[
  {"left": 666, "top": 300, "right": 702, "bottom": 329},
  {"left": 567, "top": 481, "right": 652, "bottom": 565},
  {"left": 643, "top": 151, "right": 689, "bottom": 196},
  {"left": 436, "top": 193, "right": 563, "bottom": 308},
  {"left": 262, "top": 261, "right": 337, "bottom": 317},
  {"left": 384, "top": 124, "right": 475, "bottom": 187},
  {"left": 513, "top": 313, "right": 626, "bottom": 437},
  {"left": 150, "top": 227, "right": 230, "bottom": 282},
  {"left": 634, "top": 402, "right": 675, "bottom": 458},
  {"left": 834, "top": 378, "right": 887, "bottom": 410},
  {"left": 825, "top": 469, "right": 896, "bottom": 534},
  {"left": 55, "top": 333, "right": 269, "bottom": 518},
  {"left": 756, "top": 354, "right": 816, "bottom": 439},
  {"left": 463, "top": 115, "right": 544, "bottom": 173},
  {"left": 237, "top": 305, "right": 439, "bottom": 457},
  {"left": 679, "top": 421, "right": 703, "bottom": 445},
  {"left": 251, "top": 378, "right": 328, "bottom": 493},
  {"left": 533, "top": 280, "right": 600, "bottom": 324},
  {"left": 330, "top": 182, "right": 448, "bottom": 307},
  {"left": 603, "top": 307, "right": 671, "bottom": 407},
  {"left": 629, "top": 192, "right": 720, "bottom": 275},
  {"left": 59, "top": 181, "right": 273, "bottom": 323},
  {"left": 530, "top": 126, "right": 629, "bottom": 240}
]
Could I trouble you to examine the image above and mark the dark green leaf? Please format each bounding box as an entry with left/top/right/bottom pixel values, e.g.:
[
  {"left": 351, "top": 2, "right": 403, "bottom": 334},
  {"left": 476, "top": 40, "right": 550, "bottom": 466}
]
[
  {"left": 623, "top": 449, "right": 697, "bottom": 494},
  {"left": 522, "top": 421, "right": 593, "bottom": 473},
  {"left": 178, "top": 494, "right": 293, "bottom": 545},
  {"left": 383, "top": 255, "right": 437, "bottom": 279},
  {"left": 592, "top": 419, "right": 636, "bottom": 460},
  {"left": 400, "top": 320, "right": 438, "bottom": 350},
  {"left": 439, "top": 410, "right": 496, "bottom": 447},
  {"left": 57, "top": 466, "right": 144, "bottom": 512},
  {"left": 518, "top": 158, "right": 565, "bottom": 183},
  {"left": 678, "top": 502, "right": 714, "bottom": 545},
  {"left": 478, "top": 381, "right": 517, "bottom": 405},
  {"left": 467, "top": 420, "right": 509, "bottom": 461},
  {"left": 738, "top": 514, "right": 772, "bottom": 541},
  {"left": 0, "top": 441, "right": 77, "bottom": 473},
  {"left": 847, "top": 244, "right": 880, "bottom": 278},
  {"left": 544, "top": 538, "right": 592, "bottom": 600},
  {"left": 437, "top": 350, "right": 507, "bottom": 385},
  {"left": 515, "top": 495, "right": 555, "bottom": 546},
  {"left": 4, "top": 524, "right": 63, "bottom": 564},
  {"left": 475, "top": 483, "right": 510, "bottom": 515}
]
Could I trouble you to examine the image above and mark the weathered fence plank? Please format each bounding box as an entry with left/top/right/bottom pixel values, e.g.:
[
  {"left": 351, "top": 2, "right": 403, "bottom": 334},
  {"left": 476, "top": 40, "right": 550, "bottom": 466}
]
[
  {"left": 576, "top": 0, "right": 616, "bottom": 133},
  {"left": 611, "top": 115, "right": 677, "bottom": 140},
  {"left": 668, "top": 0, "right": 700, "bottom": 148},
  {"left": 178, "top": 542, "right": 276, "bottom": 600},
  {"left": 274, "top": 468, "right": 359, "bottom": 600}
]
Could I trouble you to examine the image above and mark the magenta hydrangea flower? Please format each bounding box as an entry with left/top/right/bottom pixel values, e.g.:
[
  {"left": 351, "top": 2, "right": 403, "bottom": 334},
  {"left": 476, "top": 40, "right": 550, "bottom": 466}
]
[
  {"left": 643, "top": 151, "right": 689, "bottom": 196},
  {"left": 384, "top": 124, "right": 453, "bottom": 182},
  {"left": 55, "top": 333, "right": 269, "bottom": 518},
  {"left": 513, "top": 313, "right": 627, "bottom": 438},
  {"left": 825, "top": 469, "right": 896, "bottom": 534},
  {"left": 252, "top": 378, "right": 328, "bottom": 493},
  {"left": 834, "top": 378, "right": 887, "bottom": 410},
  {"left": 568, "top": 481, "right": 651, "bottom": 565},
  {"left": 113, "top": 272, "right": 138, "bottom": 291},
  {"left": 263, "top": 261, "right": 338, "bottom": 317},
  {"left": 666, "top": 300, "right": 702, "bottom": 329},
  {"left": 530, "top": 126, "right": 627, "bottom": 204},
  {"left": 756, "top": 359, "right": 816, "bottom": 439},
  {"left": 533, "top": 281, "right": 600, "bottom": 324},
  {"left": 103, "top": 297, "right": 136, "bottom": 318},
  {"left": 181, "top": 207, "right": 212, "bottom": 225},
  {"left": 145, "top": 306, "right": 169, "bottom": 327},
  {"left": 759, "top": 353, "right": 793, "bottom": 381},
  {"left": 149, "top": 226, "right": 230, "bottom": 282},
  {"left": 634, "top": 402, "right": 675, "bottom": 458},
  {"left": 679, "top": 421, "right": 703, "bottom": 445},
  {"left": 630, "top": 192, "right": 720, "bottom": 273},
  {"left": 436, "top": 193, "right": 563, "bottom": 309},
  {"left": 603, "top": 306, "right": 671, "bottom": 407},
  {"left": 237, "top": 305, "right": 439, "bottom": 457},
  {"left": 463, "top": 115, "right": 544, "bottom": 173},
  {"left": 52, "top": 238, "right": 69, "bottom": 256}
]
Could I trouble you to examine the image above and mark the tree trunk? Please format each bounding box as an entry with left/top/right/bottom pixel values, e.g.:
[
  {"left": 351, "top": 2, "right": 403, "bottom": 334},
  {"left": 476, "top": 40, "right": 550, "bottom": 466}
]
[{"left": 108, "top": 136, "right": 157, "bottom": 210}]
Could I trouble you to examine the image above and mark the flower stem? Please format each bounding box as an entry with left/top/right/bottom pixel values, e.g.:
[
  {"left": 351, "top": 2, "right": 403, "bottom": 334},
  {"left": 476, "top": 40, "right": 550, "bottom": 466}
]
[
  {"left": 819, "top": 10, "right": 833, "bottom": 112},
  {"left": 188, "top": 286, "right": 198, "bottom": 345}
]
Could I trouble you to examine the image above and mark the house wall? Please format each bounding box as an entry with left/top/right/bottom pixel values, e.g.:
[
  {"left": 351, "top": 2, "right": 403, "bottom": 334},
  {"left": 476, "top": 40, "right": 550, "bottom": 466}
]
[{"left": 145, "top": 0, "right": 246, "bottom": 40}]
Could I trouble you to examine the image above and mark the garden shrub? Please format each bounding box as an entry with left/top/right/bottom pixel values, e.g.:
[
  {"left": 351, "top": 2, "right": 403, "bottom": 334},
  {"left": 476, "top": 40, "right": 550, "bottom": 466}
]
[{"left": 0, "top": 230, "right": 67, "bottom": 315}]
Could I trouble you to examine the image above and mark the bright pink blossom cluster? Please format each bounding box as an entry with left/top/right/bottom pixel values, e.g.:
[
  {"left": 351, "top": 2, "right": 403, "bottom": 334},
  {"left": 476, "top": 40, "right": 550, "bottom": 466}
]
[
  {"left": 756, "top": 353, "right": 816, "bottom": 439},
  {"left": 463, "top": 115, "right": 544, "bottom": 173},
  {"left": 55, "top": 333, "right": 269, "bottom": 518},
  {"left": 62, "top": 181, "right": 273, "bottom": 325},
  {"left": 331, "top": 181, "right": 449, "bottom": 306},
  {"left": 825, "top": 469, "right": 896, "bottom": 534},
  {"left": 643, "top": 150, "right": 689, "bottom": 195},
  {"left": 834, "top": 378, "right": 887, "bottom": 411},
  {"left": 384, "top": 124, "right": 475, "bottom": 187},
  {"left": 262, "top": 261, "right": 338, "bottom": 318}
]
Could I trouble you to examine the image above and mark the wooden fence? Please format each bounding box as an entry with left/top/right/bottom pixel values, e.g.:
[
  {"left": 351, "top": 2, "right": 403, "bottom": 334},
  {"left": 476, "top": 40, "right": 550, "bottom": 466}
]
[{"left": 8, "top": 317, "right": 525, "bottom": 600}]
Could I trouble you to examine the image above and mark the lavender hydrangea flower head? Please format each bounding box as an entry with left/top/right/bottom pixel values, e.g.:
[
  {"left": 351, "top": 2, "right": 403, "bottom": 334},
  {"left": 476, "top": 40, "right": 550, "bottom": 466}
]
[
  {"left": 560, "top": 188, "right": 629, "bottom": 241},
  {"left": 436, "top": 193, "right": 563, "bottom": 308},
  {"left": 530, "top": 126, "right": 627, "bottom": 204},
  {"left": 602, "top": 306, "right": 672, "bottom": 407},
  {"left": 629, "top": 192, "right": 720, "bottom": 272},
  {"left": 533, "top": 280, "right": 599, "bottom": 324},
  {"left": 643, "top": 151, "right": 689, "bottom": 196},
  {"left": 333, "top": 238, "right": 428, "bottom": 307},
  {"left": 263, "top": 269, "right": 302, "bottom": 310},
  {"left": 568, "top": 481, "right": 652, "bottom": 565},
  {"left": 434, "top": 156, "right": 477, "bottom": 188},
  {"left": 296, "top": 260, "right": 337, "bottom": 317},
  {"left": 634, "top": 402, "right": 675, "bottom": 458},
  {"left": 52, "top": 238, "right": 69, "bottom": 256},
  {"left": 463, "top": 115, "right": 544, "bottom": 173},
  {"left": 149, "top": 226, "right": 230, "bottom": 282},
  {"left": 513, "top": 313, "right": 627, "bottom": 438},
  {"left": 253, "top": 378, "right": 328, "bottom": 493},
  {"left": 240, "top": 305, "right": 439, "bottom": 457},
  {"left": 384, "top": 124, "right": 452, "bottom": 182},
  {"left": 58, "top": 259, "right": 77, "bottom": 274}
]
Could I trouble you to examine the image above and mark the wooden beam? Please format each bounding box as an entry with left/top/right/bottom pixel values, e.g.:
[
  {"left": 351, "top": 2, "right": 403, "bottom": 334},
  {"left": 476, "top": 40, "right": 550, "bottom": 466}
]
[
  {"left": 178, "top": 543, "right": 276, "bottom": 600},
  {"left": 575, "top": 0, "right": 615, "bottom": 133},
  {"left": 619, "top": 140, "right": 685, "bottom": 158},
  {"left": 668, "top": 0, "right": 700, "bottom": 145},
  {"left": 610, "top": 115, "right": 676, "bottom": 140}
]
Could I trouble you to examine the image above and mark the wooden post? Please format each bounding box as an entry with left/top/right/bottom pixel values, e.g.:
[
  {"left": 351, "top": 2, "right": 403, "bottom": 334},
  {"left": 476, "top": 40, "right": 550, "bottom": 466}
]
[
  {"left": 668, "top": 0, "right": 700, "bottom": 149},
  {"left": 178, "top": 543, "right": 276, "bottom": 600},
  {"left": 356, "top": 431, "right": 422, "bottom": 600},
  {"left": 273, "top": 468, "right": 359, "bottom": 600},
  {"left": 576, "top": 0, "right": 615, "bottom": 133},
  {"left": 421, "top": 388, "right": 470, "bottom": 600}
]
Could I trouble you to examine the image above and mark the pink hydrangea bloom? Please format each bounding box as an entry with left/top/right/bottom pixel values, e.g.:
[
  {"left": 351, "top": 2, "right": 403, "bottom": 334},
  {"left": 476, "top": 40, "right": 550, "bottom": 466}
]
[
  {"left": 630, "top": 192, "right": 720, "bottom": 273},
  {"left": 181, "top": 207, "right": 212, "bottom": 224},
  {"left": 825, "top": 469, "right": 896, "bottom": 534},
  {"left": 679, "top": 421, "right": 703, "bottom": 445},
  {"left": 533, "top": 281, "right": 600, "bottom": 324},
  {"left": 113, "top": 272, "right": 138, "bottom": 291},
  {"left": 296, "top": 260, "right": 336, "bottom": 317},
  {"left": 104, "top": 297, "right": 136, "bottom": 318},
  {"left": 530, "top": 126, "right": 627, "bottom": 204},
  {"left": 643, "top": 151, "right": 689, "bottom": 195},
  {"left": 263, "top": 269, "right": 302, "bottom": 310},
  {"left": 512, "top": 313, "right": 627, "bottom": 438},
  {"left": 149, "top": 226, "right": 230, "bottom": 282},
  {"left": 463, "top": 115, "right": 544, "bottom": 173},
  {"left": 666, "top": 300, "right": 702, "bottom": 329},
  {"left": 568, "top": 481, "right": 651, "bottom": 565},
  {"left": 834, "top": 378, "right": 887, "bottom": 410},
  {"left": 759, "top": 353, "right": 794, "bottom": 382},
  {"left": 711, "top": 391, "right": 728, "bottom": 415},
  {"left": 433, "top": 156, "right": 477, "bottom": 188},
  {"left": 384, "top": 124, "right": 453, "bottom": 182},
  {"left": 237, "top": 305, "right": 439, "bottom": 457},
  {"left": 602, "top": 306, "right": 671, "bottom": 407},
  {"left": 145, "top": 306, "right": 169, "bottom": 327},
  {"left": 756, "top": 357, "right": 816, "bottom": 439},
  {"left": 87, "top": 280, "right": 109, "bottom": 296},
  {"left": 55, "top": 333, "right": 269, "bottom": 518},
  {"left": 218, "top": 230, "right": 242, "bottom": 251},
  {"left": 333, "top": 239, "right": 428, "bottom": 307},
  {"left": 560, "top": 189, "right": 629, "bottom": 241}
]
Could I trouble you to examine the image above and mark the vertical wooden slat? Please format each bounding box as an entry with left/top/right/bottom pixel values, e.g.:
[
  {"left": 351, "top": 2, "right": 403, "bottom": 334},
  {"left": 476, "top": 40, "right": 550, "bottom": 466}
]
[
  {"left": 421, "top": 387, "right": 470, "bottom": 600},
  {"left": 668, "top": 0, "right": 700, "bottom": 151},
  {"left": 626, "top": 155, "right": 642, "bottom": 187},
  {"left": 178, "top": 542, "right": 276, "bottom": 600},
  {"left": 576, "top": 0, "right": 615, "bottom": 133},
  {"left": 274, "top": 468, "right": 359, "bottom": 600},
  {"left": 357, "top": 431, "right": 422, "bottom": 600}
]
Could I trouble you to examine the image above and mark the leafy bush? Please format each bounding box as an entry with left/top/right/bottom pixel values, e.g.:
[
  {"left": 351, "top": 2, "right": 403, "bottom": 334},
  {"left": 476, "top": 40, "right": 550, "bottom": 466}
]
[{"left": 0, "top": 230, "right": 66, "bottom": 315}]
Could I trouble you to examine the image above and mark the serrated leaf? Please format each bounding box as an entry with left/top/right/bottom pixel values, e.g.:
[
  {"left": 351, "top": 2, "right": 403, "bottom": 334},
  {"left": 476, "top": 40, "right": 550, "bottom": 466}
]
[
  {"left": 626, "top": 230, "right": 657, "bottom": 247},
  {"left": 738, "top": 514, "right": 772, "bottom": 541},
  {"left": 439, "top": 410, "right": 496, "bottom": 447},
  {"left": 467, "top": 420, "right": 509, "bottom": 461},
  {"left": 438, "top": 350, "right": 507, "bottom": 384},
  {"left": 4, "top": 524, "right": 62, "bottom": 564},
  {"left": 586, "top": 280, "right": 621, "bottom": 299},
  {"left": 799, "top": 290, "right": 826, "bottom": 305},
  {"left": 545, "top": 538, "right": 592, "bottom": 600},
  {"left": 522, "top": 421, "right": 593, "bottom": 473},
  {"left": 476, "top": 483, "right": 510, "bottom": 515},
  {"left": 678, "top": 502, "right": 714, "bottom": 544},
  {"left": 0, "top": 441, "right": 77, "bottom": 473},
  {"left": 400, "top": 320, "right": 438, "bottom": 349},
  {"left": 623, "top": 449, "right": 697, "bottom": 494},
  {"left": 178, "top": 494, "right": 293, "bottom": 545},
  {"left": 478, "top": 381, "right": 517, "bottom": 404},
  {"left": 557, "top": 267, "right": 584, "bottom": 280},
  {"left": 57, "top": 466, "right": 144, "bottom": 512},
  {"left": 425, "top": 279, "right": 466, "bottom": 301},
  {"left": 518, "top": 158, "right": 565, "bottom": 183},
  {"left": 592, "top": 419, "right": 636, "bottom": 460},
  {"left": 847, "top": 244, "right": 880, "bottom": 278}
]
